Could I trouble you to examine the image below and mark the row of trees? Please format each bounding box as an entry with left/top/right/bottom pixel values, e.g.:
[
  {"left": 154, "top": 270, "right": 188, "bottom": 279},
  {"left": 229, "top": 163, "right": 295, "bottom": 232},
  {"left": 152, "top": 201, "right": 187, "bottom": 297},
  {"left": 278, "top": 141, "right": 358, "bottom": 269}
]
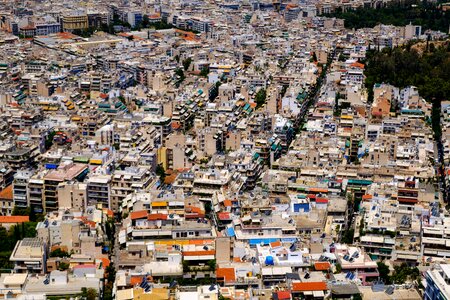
[{"left": 323, "top": 0, "right": 449, "bottom": 32}]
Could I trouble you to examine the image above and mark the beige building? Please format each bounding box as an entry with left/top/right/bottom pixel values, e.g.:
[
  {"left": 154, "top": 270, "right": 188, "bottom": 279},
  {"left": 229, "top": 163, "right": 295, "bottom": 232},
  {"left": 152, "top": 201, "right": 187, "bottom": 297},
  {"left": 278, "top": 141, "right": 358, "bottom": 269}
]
[
  {"left": 57, "top": 182, "right": 87, "bottom": 211},
  {"left": 62, "top": 13, "right": 89, "bottom": 31}
]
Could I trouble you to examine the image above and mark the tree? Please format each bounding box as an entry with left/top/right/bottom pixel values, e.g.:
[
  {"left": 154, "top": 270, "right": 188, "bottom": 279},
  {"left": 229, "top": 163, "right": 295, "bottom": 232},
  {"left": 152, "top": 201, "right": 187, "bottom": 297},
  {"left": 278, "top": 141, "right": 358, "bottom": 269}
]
[
  {"left": 341, "top": 228, "right": 354, "bottom": 244},
  {"left": 12, "top": 207, "right": 30, "bottom": 216},
  {"left": 322, "top": 1, "right": 450, "bottom": 32},
  {"left": 86, "top": 288, "right": 98, "bottom": 300},
  {"left": 377, "top": 261, "right": 392, "bottom": 284},
  {"left": 207, "top": 259, "right": 216, "bottom": 271},
  {"left": 200, "top": 66, "right": 210, "bottom": 77},
  {"left": 182, "top": 58, "right": 192, "bottom": 71},
  {"left": 391, "top": 263, "right": 420, "bottom": 284},
  {"left": 45, "top": 130, "right": 56, "bottom": 150},
  {"left": 50, "top": 248, "right": 69, "bottom": 258},
  {"left": 58, "top": 262, "right": 69, "bottom": 271},
  {"left": 255, "top": 88, "right": 267, "bottom": 109},
  {"left": 142, "top": 15, "right": 150, "bottom": 28},
  {"left": 156, "top": 164, "right": 166, "bottom": 183}
]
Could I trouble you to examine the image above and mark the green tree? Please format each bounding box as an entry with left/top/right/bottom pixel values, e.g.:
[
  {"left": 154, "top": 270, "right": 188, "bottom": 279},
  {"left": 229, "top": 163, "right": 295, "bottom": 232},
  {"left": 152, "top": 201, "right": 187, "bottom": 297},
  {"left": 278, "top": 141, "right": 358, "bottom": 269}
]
[
  {"left": 50, "top": 248, "right": 69, "bottom": 258},
  {"left": 86, "top": 288, "right": 98, "bottom": 300},
  {"left": 58, "top": 262, "right": 69, "bottom": 271},
  {"left": 323, "top": 0, "right": 449, "bottom": 32},
  {"left": 182, "top": 58, "right": 192, "bottom": 71},
  {"left": 156, "top": 164, "right": 166, "bottom": 183},
  {"left": 12, "top": 207, "right": 30, "bottom": 216},
  {"left": 377, "top": 261, "right": 392, "bottom": 284},
  {"left": 255, "top": 88, "right": 267, "bottom": 109},
  {"left": 142, "top": 15, "right": 150, "bottom": 28},
  {"left": 391, "top": 263, "right": 420, "bottom": 284},
  {"left": 341, "top": 228, "right": 354, "bottom": 244},
  {"left": 207, "top": 259, "right": 216, "bottom": 271},
  {"left": 200, "top": 66, "right": 210, "bottom": 77},
  {"left": 45, "top": 130, "right": 56, "bottom": 150}
]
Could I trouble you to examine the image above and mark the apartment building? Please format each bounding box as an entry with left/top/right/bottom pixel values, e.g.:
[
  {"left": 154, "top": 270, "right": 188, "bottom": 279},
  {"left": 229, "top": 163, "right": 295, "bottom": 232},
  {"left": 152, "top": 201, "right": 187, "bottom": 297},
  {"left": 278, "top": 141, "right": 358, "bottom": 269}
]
[{"left": 111, "top": 167, "right": 153, "bottom": 212}]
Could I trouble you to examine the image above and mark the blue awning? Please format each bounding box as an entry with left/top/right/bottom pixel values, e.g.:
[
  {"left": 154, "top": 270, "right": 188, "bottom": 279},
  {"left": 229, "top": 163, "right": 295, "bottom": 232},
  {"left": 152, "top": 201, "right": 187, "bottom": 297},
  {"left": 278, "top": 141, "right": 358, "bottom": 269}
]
[
  {"left": 226, "top": 227, "right": 235, "bottom": 237},
  {"left": 249, "top": 238, "right": 279, "bottom": 245}
]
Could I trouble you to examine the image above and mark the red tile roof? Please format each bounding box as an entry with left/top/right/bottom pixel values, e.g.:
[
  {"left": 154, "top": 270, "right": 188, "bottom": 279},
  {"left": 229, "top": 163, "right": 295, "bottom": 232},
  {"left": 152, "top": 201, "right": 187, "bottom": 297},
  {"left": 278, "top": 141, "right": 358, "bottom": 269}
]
[
  {"left": 0, "top": 185, "right": 13, "bottom": 200},
  {"left": 183, "top": 250, "right": 215, "bottom": 256},
  {"left": 147, "top": 213, "right": 168, "bottom": 221},
  {"left": 270, "top": 241, "right": 282, "bottom": 248},
  {"left": 276, "top": 290, "right": 292, "bottom": 299},
  {"left": 130, "top": 276, "right": 143, "bottom": 286},
  {"left": 217, "top": 212, "right": 231, "bottom": 221},
  {"left": 362, "top": 194, "right": 373, "bottom": 200},
  {"left": 0, "top": 216, "right": 29, "bottom": 223},
  {"left": 316, "top": 198, "right": 329, "bottom": 204},
  {"left": 216, "top": 267, "right": 236, "bottom": 283},
  {"left": 130, "top": 210, "right": 148, "bottom": 220},
  {"left": 292, "top": 282, "right": 327, "bottom": 292},
  {"left": 314, "top": 261, "right": 331, "bottom": 271}
]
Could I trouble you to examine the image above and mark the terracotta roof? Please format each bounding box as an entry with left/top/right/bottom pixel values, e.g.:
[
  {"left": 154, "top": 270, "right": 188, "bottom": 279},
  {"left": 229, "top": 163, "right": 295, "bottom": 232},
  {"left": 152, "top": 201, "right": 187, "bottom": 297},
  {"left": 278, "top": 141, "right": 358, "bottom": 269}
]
[
  {"left": 148, "top": 213, "right": 168, "bottom": 221},
  {"left": 350, "top": 62, "right": 365, "bottom": 69},
  {"left": 223, "top": 199, "right": 232, "bottom": 207},
  {"left": 292, "top": 282, "right": 327, "bottom": 292},
  {"left": 216, "top": 267, "right": 236, "bottom": 283},
  {"left": 276, "top": 290, "right": 292, "bottom": 299},
  {"left": 270, "top": 241, "right": 282, "bottom": 248},
  {"left": 98, "top": 257, "right": 110, "bottom": 269},
  {"left": 0, "top": 216, "right": 29, "bottom": 223},
  {"left": 362, "top": 194, "right": 373, "bottom": 200},
  {"left": 316, "top": 198, "right": 329, "bottom": 204},
  {"left": 183, "top": 250, "right": 215, "bottom": 256},
  {"left": 217, "top": 212, "right": 231, "bottom": 221},
  {"left": 0, "top": 185, "right": 13, "bottom": 200},
  {"left": 130, "top": 276, "right": 143, "bottom": 286},
  {"left": 314, "top": 261, "right": 331, "bottom": 271},
  {"left": 130, "top": 210, "right": 148, "bottom": 220}
]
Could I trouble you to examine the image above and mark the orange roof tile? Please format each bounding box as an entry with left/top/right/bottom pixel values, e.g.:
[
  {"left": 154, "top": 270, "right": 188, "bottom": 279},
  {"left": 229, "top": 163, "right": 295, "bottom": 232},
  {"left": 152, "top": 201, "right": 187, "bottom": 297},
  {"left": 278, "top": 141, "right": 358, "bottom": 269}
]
[
  {"left": 292, "top": 282, "right": 327, "bottom": 292},
  {"left": 362, "top": 194, "right": 373, "bottom": 200},
  {"left": 277, "top": 291, "right": 292, "bottom": 299},
  {"left": 223, "top": 199, "right": 232, "bottom": 207},
  {"left": 130, "top": 276, "right": 143, "bottom": 286},
  {"left": 183, "top": 250, "right": 215, "bottom": 256},
  {"left": 270, "top": 241, "right": 282, "bottom": 248},
  {"left": 130, "top": 210, "right": 148, "bottom": 220},
  {"left": 216, "top": 267, "right": 236, "bottom": 283},
  {"left": 0, "top": 185, "right": 13, "bottom": 200},
  {"left": 188, "top": 239, "right": 214, "bottom": 245},
  {"left": 218, "top": 212, "right": 231, "bottom": 220},
  {"left": 350, "top": 62, "right": 365, "bottom": 69},
  {"left": 0, "top": 216, "right": 29, "bottom": 223},
  {"left": 147, "top": 213, "right": 168, "bottom": 221},
  {"left": 314, "top": 261, "right": 331, "bottom": 271},
  {"left": 99, "top": 257, "right": 110, "bottom": 269}
]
